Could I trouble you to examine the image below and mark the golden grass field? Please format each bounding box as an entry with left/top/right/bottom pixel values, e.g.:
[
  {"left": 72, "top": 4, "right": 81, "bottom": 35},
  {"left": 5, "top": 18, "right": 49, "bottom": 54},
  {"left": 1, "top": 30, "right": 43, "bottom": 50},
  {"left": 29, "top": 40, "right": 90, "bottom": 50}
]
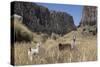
[{"left": 12, "top": 28, "right": 97, "bottom": 65}]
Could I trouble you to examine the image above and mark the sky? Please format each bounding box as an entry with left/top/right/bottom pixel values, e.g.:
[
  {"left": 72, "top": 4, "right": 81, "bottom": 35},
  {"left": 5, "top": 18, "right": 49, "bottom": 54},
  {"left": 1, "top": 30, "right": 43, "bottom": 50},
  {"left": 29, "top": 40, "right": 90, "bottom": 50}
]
[{"left": 37, "top": 3, "right": 83, "bottom": 26}]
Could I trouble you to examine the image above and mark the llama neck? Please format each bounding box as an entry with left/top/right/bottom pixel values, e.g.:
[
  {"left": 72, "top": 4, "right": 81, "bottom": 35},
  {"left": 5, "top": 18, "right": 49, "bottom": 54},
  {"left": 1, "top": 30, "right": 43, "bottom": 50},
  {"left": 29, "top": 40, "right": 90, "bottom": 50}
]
[{"left": 36, "top": 45, "right": 39, "bottom": 51}]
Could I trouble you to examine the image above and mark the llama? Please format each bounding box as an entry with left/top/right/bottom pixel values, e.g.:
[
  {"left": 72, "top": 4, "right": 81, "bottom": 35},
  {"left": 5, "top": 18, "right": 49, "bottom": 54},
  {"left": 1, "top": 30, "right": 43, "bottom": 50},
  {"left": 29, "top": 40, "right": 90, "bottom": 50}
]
[
  {"left": 58, "top": 35, "right": 76, "bottom": 51},
  {"left": 28, "top": 42, "right": 41, "bottom": 61},
  {"left": 71, "top": 34, "right": 76, "bottom": 49}
]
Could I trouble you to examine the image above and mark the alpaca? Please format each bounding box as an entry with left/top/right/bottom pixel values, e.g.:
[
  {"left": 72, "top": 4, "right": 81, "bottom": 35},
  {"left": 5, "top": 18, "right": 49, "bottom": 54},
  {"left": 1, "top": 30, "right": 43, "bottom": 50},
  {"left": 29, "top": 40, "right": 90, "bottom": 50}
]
[{"left": 28, "top": 42, "right": 41, "bottom": 61}]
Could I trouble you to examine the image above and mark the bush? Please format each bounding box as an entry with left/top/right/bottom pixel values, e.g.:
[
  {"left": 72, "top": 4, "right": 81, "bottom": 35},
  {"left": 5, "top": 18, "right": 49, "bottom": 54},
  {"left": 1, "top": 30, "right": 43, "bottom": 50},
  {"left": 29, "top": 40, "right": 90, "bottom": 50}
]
[
  {"left": 41, "top": 33, "right": 49, "bottom": 43},
  {"left": 14, "top": 21, "right": 33, "bottom": 42},
  {"left": 51, "top": 33, "right": 59, "bottom": 40}
]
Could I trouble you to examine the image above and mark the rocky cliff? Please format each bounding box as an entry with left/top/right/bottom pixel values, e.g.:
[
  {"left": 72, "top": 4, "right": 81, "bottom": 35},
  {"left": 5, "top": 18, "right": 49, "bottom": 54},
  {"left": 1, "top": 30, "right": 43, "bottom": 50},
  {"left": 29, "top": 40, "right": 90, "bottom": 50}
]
[
  {"left": 11, "top": 1, "right": 76, "bottom": 35},
  {"left": 50, "top": 10, "right": 76, "bottom": 35},
  {"left": 79, "top": 6, "right": 97, "bottom": 27},
  {"left": 79, "top": 6, "right": 97, "bottom": 35}
]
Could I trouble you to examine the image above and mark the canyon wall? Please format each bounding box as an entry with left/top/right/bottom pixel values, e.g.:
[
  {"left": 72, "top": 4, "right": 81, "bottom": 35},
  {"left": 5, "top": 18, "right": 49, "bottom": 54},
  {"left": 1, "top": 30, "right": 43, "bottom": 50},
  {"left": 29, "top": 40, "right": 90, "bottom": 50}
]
[{"left": 11, "top": 1, "right": 76, "bottom": 35}]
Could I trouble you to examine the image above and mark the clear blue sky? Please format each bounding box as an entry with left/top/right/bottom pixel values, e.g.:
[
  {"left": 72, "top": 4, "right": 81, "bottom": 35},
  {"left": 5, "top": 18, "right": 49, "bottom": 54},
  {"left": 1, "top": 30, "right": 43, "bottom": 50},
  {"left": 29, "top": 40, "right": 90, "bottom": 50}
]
[{"left": 37, "top": 3, "right": 83, "bottom": 26}]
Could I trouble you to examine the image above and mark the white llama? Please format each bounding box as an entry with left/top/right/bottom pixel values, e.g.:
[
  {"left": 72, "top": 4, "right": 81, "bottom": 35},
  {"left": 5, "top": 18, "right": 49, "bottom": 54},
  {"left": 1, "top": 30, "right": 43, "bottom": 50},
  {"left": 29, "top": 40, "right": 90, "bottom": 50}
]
[
  {"left": 71, "top": 34, "right": 76, "bottom": 49},
  {"left": 28, "top": 42, "right": 41, "bottom": 61}
]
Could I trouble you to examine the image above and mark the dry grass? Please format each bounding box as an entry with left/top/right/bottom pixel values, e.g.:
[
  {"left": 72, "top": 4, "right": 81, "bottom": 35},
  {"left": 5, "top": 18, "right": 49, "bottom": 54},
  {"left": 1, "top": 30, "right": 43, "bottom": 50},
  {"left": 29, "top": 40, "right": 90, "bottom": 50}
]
[{"left": 12, "top": 28, "right": 97, "bottom": 65}]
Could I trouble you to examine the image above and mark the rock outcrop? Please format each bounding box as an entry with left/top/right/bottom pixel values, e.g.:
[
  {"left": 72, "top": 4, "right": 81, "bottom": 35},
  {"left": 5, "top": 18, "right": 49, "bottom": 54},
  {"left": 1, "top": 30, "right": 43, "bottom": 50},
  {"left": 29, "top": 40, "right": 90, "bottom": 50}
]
[
  {"left": 50, "top": 10, "right": 76, "bottom": 35},
  {"left": 79, "top": 6, "right": 97, "bottom": 27},
  {"left": 11, "top": 1, "right": 76, "bottom": 35},
  {"left": 79, "top": 6, "right": 97, "bottom": 35}
]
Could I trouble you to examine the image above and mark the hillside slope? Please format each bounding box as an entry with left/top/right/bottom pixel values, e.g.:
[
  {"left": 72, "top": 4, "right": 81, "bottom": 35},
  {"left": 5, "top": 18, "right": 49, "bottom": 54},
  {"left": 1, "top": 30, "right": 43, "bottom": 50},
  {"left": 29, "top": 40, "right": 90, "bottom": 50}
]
[{"left": 13, "top": 28, "right": 97, "bottom": 65}]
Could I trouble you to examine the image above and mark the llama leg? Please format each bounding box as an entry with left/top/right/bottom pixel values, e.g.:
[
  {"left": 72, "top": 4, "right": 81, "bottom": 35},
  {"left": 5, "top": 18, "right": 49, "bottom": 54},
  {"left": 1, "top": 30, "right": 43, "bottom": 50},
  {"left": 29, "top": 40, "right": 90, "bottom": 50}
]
[
  {"left": 28, "top": 48, "right": 32, "bottom": 61},
  {"left": 71, "top": 42, "right": 73, "bottom": 49},
  {"left": 28, "top": 50, "right": 33, "bottom": 61},
  {"left": 28, "top": 53, "right": 33, "bottom": 61}
]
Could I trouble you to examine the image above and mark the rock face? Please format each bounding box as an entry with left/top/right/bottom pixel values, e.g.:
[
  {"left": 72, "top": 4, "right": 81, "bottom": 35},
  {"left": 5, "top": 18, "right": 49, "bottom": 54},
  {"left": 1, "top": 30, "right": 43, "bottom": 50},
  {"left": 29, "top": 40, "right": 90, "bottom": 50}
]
[
  {"left": 50, "top": 11, "right": 76, "bottom": 35},
  {"left": 11, "top": 1, "right": 76, "bottom": 35},
  {"left": 79, "top": 6, "right": 97, "bottom": 27},
  {"left": 79, "top": 6, "right": 97, "bottom": 35}
]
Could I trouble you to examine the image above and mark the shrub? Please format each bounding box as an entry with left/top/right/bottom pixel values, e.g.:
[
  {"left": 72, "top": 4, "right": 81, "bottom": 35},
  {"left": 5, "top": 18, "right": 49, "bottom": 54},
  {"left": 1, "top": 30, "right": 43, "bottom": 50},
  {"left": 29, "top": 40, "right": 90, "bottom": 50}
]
[
  {"left": 41, "top": 33, "right": 49, "bottom": 43},
  {"left": 14, "top": 20, "right": 33, "bottom": 42}
]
